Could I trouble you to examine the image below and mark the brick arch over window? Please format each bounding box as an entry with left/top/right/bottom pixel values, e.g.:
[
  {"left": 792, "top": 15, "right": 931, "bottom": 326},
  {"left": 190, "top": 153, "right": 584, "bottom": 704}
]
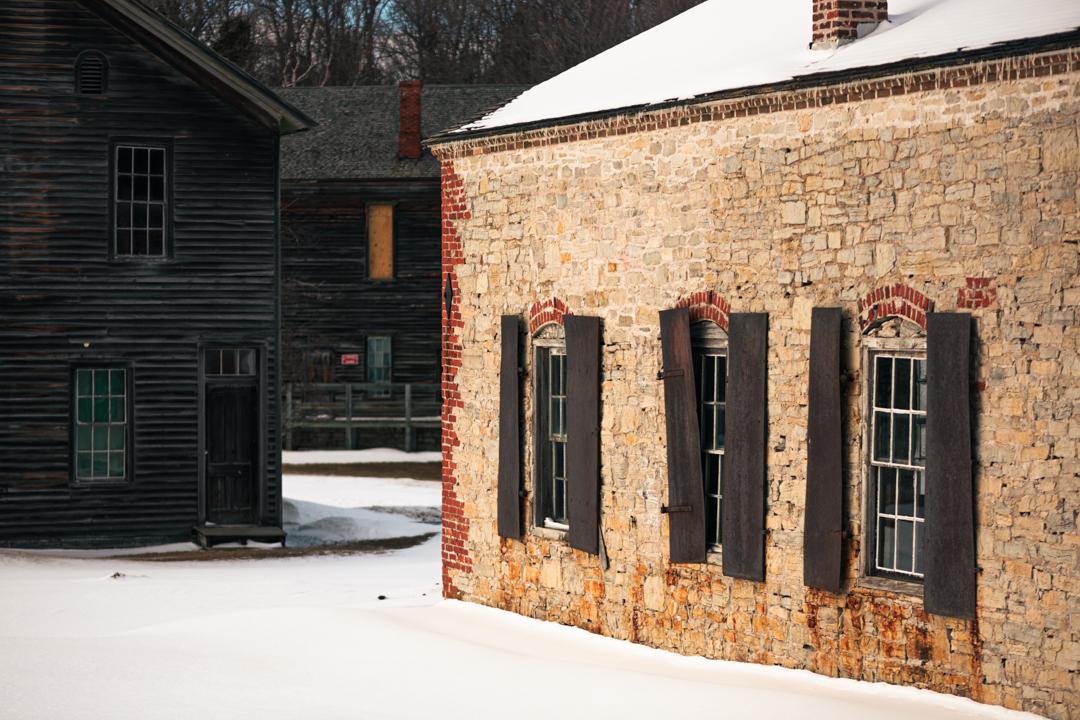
[
  {"left": 528, "top": 297, "right": 572, "bottom": 335},
  {"left": 675, "top": 290, "right": 730, "bottom": 331},
  {"left": 858, "top": 283, "right": 934, "bottom": 333}
]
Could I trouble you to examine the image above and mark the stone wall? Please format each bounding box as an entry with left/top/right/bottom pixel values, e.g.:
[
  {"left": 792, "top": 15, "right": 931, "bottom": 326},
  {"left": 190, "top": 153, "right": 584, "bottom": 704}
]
[{"left": 433, "top": 54, "right": 1080, "bottom": 718}]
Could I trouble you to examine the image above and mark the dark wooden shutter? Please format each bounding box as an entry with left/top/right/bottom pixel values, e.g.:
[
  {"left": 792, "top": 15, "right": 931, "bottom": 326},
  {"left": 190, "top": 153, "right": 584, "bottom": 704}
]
[
  {"left": 566, "top": 315, "right": 601, "bottom": 555},
  {"left": 924, "top": 312, "right": 976, "bottom": 618},
  {"left": 722, "top": 312, "right": 768, "bottom": 581},
  {"left": 659, "top": 308, "right": 706, "bottom": 563},
  {"left": 804, "top": 307, "right": 844, "bottom": 592},
  {"left": 497, "top": 315, "right": 523, "bottom": 540}
]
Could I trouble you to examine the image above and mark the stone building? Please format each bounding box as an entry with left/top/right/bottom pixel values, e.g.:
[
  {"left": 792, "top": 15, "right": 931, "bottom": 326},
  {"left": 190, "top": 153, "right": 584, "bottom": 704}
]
[{"left": 427, "top": 0, "right": 1080, "bottom": 717}]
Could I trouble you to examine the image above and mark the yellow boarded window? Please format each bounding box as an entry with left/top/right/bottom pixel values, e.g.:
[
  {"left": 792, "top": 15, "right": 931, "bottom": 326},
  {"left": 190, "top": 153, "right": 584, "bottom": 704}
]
[{"left": 368, "top": 204, "right": 394, "bottom": 279}]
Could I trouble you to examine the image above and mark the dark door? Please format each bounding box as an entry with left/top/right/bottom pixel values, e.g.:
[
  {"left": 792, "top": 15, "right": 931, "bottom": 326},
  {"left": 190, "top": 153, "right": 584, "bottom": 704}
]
[{"left": 206, "top": 384, "right": 258, "bottom": 525}]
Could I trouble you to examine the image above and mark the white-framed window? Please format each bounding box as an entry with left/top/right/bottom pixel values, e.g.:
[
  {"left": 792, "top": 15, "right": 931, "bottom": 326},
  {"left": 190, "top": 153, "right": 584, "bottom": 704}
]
[
  {"left": 74, "top": 367, "right": 128, "bottom": 483},
  {"left": 534, "top": 332, "right": 568, "bottom": 529},
  {"left": 366, "top": 336, "right": 392, "bottom": 399},
  {"left": 868, "top": 350, "right": 927, "bottom": 579},
  {"left": 692, "top": 321, "right": 727, "bottom": 550},
  {"left": 114, "top": 145, "right": 167, "bottom": 257}
]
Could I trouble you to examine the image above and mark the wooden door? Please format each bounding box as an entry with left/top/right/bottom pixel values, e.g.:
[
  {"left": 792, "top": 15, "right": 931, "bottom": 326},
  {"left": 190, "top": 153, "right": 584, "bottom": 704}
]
[{"left": 206, "top": 384, "right": 258, "bottom": 525}]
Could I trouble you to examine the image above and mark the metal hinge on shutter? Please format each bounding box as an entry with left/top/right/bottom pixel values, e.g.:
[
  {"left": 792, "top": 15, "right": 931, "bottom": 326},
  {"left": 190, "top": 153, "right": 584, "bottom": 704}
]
[{"left": 656, "top": 368, "right": 685, "bottom": 380}]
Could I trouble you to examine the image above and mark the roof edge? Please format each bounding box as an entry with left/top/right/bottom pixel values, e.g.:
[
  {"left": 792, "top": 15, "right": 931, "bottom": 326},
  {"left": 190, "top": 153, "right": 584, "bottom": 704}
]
[
  {"left": 428, "top": 29, "right": 1080, "bottom": 147},
  {"left": 82, "top": 0, "right": 315, "bottom": 134}
]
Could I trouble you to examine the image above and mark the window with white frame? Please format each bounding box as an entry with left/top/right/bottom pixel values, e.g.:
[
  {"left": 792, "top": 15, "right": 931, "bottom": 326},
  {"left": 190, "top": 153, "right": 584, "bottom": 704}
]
[
  {"left": 868, "top": 351, "right": 927, "bottom": 579},
  {"left": 114, "top": 145, "right": 167, "bottom": 257},
  {"left": 74, "top": 367, "right": 128, "bottom": 483},
  {"left": 366, "top": 336, "right": 392, "bottom": 398},
  {"left": 692, "top": 322, "right": 727, "bottom": 550},
  {"left": 534, "top": 334, "right": 568, "bottom": 528}
]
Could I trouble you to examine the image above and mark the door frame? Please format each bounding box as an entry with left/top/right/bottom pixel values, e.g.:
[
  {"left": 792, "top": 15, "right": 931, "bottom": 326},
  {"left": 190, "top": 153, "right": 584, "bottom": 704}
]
[{"left": 197, "top": 342, "right": 268, "bottom": 526}]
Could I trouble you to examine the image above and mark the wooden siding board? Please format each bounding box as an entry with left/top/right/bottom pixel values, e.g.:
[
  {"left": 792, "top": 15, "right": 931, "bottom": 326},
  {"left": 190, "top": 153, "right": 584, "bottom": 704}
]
[
  {"left": 281, "top": 180, "right": 441, "bottom": 386},
  {"left": 565, "top": 315, "right": 601, "bottom": 555},
  {"left": 0, "top": 0, "right": 282, "bottom": 546},
  {"left": 658, "top": 307, "right": 707, "bottom": 563},
  {"left": 722, "top": 312, "right": 768, "bottom": 581},
  {"left": 804, "top": 307, "right": 844, "bottom": 593},
  {"left": 924, "top": 312, "right": 977, "bottom": 618}
]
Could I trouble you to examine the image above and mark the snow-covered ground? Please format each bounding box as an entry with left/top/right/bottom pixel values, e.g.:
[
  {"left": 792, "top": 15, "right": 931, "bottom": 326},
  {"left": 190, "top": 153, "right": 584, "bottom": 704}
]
[
  {"left": 0, "top": 472, "right": 1040, "bottom": 720},
  {"left": 282, "top": 447, "right": 441, "bottom": 464}
]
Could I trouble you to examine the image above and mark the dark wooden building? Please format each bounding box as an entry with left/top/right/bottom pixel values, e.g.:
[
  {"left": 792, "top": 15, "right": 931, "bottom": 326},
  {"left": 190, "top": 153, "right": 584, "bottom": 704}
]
[
  {"left": 0, "top": 0, "right": 312, "bottom": 546},
  {"left": 276, "top": 82, "right": 526, "bottom": 450}
]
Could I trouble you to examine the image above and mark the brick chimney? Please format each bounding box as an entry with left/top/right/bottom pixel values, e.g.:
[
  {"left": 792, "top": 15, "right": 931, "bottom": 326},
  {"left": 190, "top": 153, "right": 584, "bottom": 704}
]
[
  {"left": 398, "top": 80, "right": 422, "bottom": 160},
  {"left": 811, "top": 0, "right": 887, "bottom": 49}
]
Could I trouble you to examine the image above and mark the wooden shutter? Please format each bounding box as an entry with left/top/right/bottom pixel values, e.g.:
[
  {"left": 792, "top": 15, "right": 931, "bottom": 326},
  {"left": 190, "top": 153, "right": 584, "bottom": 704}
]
[
  {"left": 566, "top": 315, "right": 601, "bottom": 555},
  {"left": 722, "top": 312, "right": 768, "bottom": 581},
  {"left": 804, "top": 307, "right": 844, "bottom": 592},
  {"left": 924, "top": 313, "right": 976, "bottom": 618},
  {"left": 367, "top": 204, "right": 394, "bottom": 279},
  {"left": 659, "top": 308, "right": 706, "bottom": 563},
  {"left": 497, "top": 315, "right": 522, "bottom": 540}
]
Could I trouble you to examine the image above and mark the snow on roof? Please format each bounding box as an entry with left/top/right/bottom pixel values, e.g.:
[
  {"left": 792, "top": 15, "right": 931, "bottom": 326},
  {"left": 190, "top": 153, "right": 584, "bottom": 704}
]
[{"left": 455, "top": 0, "right": 1080, "bottom": 135}]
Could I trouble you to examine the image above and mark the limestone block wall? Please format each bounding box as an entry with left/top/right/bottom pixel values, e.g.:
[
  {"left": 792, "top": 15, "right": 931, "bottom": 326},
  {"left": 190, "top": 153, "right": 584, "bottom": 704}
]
[{"left": 434, "top": 53, "right": 1080, "bottom": 719}]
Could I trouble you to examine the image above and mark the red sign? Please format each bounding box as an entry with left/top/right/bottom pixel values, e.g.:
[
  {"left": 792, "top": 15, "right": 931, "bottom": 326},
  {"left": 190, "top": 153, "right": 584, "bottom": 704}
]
[{"left": 341, "top": 353, "right": 359, "bottom": 366}]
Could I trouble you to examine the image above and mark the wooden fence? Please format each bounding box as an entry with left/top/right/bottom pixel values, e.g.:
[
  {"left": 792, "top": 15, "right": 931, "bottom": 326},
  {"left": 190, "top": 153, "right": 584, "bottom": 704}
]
[{"left": 283, "top": 382, "right": 440, "bottom": 452}]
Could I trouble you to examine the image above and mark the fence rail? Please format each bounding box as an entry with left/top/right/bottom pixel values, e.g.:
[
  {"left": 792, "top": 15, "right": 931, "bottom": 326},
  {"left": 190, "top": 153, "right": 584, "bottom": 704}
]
[{"left": 283, "top": 382, "right": 440, "bottom": 452}]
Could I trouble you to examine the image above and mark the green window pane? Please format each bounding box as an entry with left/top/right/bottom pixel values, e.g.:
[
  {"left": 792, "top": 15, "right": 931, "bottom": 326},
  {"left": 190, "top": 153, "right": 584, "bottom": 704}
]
[
  {"left": 94, "top": 398, "right": 108, "bottom": 423},
  {"left": 110, "top": 426, "right": 124, "bottom": 450},
  {"left": 77, "top": 452, "right": 92, "bottom": 477},
  {"left": 77, "top": 370, "right": 92, "bottom": 396},
  {"left": 110, "top": 398, "right": 124, "bottom": 423},
  {"left": 77, "top": 425, "right": 92, "bottom": 451},
  {"left": 94, "top": 369, "right": 109, "bottom": 394},
  {"left": 111, "top": 369, "right": 125, "bottom": 395},
  {"left": 93, "top": 425, "right": 108, "bottom": 451},
  {"left": 109, "top": 451, "right": 124, "bottom": 478},
  {"left": 92, "top": 453, "right": 108, "bottom": 477},
  {"left": 78, "top": 398, "right": 92, "bottom": 423}
]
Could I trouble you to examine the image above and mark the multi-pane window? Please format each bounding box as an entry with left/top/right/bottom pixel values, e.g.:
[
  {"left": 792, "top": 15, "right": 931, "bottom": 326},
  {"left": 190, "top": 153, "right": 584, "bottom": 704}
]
[
  {"left": 74, "top": 368, "right": 127, "bottom": 482},
  {"left": 367, "top": 336, "right": 392, "bottom": 399},
  {"left": 535, "top": 343, "right": 568, "bottom": 528},
  {"left": 870, "top": 353, "right": 927, "bottom": 578},
  {"left": 206, "top": 348, "right": 256, "bottom": 376},
  {"left": 692, "top": 322, "right": 727, "bottom": 549},
  {"left": 115, "top": 145, "right": 166, "bottom": 256}
]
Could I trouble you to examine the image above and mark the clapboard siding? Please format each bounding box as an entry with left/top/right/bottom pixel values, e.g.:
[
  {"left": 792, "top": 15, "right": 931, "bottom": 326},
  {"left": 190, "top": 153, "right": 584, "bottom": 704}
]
[
  {"left": 281, "top": 180, "right": 441, "bottom": 385},
  {"left": 0, "top": 0, "right": 282, "bottom": 546}
]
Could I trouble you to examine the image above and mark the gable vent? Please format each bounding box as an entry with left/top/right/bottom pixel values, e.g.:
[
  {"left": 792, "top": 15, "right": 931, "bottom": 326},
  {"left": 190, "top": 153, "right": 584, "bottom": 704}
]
[{"left": 76, "top": 52, "right": 108, "bottom": 95}]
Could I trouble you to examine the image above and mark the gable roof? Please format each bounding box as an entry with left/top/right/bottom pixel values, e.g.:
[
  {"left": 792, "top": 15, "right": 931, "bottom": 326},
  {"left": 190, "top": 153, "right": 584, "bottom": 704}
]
[
  {"left": 80, "top": 0, "right": 313, "bottom": 134},
  {"left": 441, "top": 0, "right": 1080, "bottom": 140},
  {"left": 277, "top": 85, "right": 528, "bottom": 181}
]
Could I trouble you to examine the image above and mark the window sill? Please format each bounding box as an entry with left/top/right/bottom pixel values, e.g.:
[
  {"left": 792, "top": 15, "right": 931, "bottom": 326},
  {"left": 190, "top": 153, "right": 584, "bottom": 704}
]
[
  {"left": 706, "top": 548, "right": 723, "bottom": 566},
  {"left": 856, "top": 575, "right": 924, "bottom": 599},
  {"left": 531, "top": 525, "right": 568, "bottom": 541}
]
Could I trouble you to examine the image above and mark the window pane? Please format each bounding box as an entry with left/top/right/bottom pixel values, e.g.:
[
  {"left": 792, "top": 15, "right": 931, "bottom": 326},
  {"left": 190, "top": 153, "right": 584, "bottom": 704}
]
[
  {"left": 93, "top": 424, "right": 108, "bottom": 451},
  {"left": 893, "top": 357, "right": 912, "bottom": 410},
  {"left": 701, "top": 355, "right": 715, "bottom": 401},
  {"left": 118, "top": 175, "right": 132, "bottom": 201},
  {"left": 135, "top": 148, "right": 148, "bottom": 173},
  {"left": 892, "top": 413, "right": 910, "bottom": 464},
  {"left": 110, "top": 398, "right": 124, "bottom": 423},
  {"left": 147, "top": 230, "right": 163, "bottom": 256},
  {"left": 912, "top": 415, "right": 926, "bottom": 466},
  {"left": 896, "top": 519, "right": 914, "bottom": 573},
  {"left": 149, "top": 204, "right": 163, "bottom": 229},
  {"left": 77, "top": 369, "right": 91, "bottom": 395},
  {"left": 77, "top": 426, "right": 92, "bottom": 451},
  {"left": 118, "top": 147, "right": 132, "bottom": 173},
  {"left": 133, "top": 202, "right": 147, "bottom": 228},
  {"left": 116, "top": 229, "right": 132, "bottom": 256},
  {"left": 93, "top": 452, "right": 108, "bottom": 477},
  {"left": 873, "top": 411, "right": 891, "bottom": 462},
  {"left": 110, "top": 369, "right": 124, "bottom": 395},
  {"left": 703, "top": 453, "right": 720, "bottom": 497},
  {"left": 78, "top": 398, "right": 92, "bottom": 423},
  {"left": 109, "top": 451, "right": 124, "bottom": 477},
  {"left": 702, "top": 402, "right": 714, "bottom": 450},
  {"left": 898, "top": 468, "right": 915, "bottom": 516},
  {"left": 94, "top": 397, "right": 108, "bottom": 423},
  {"left": 915, "top": 470, "right": 926, "bottom": 519},
  {"left": 149, "top": 148, "right": 164, "bottom": 175},
  {"left": 239, "top": 349, "right": 255, "bottom": 375},
  {"left": 109, "top": 426, "right": 124, "bottom": 450},
  {"left": 874, "top": 355, "right": 892, "bottom": 408},
  {"left": 715, "top": 406, "right": 725, "bottom": 449},
  {"left": 877, "top": 466, "right": 896, "bottom": 515},
  {"left": 550, "top": 354, "right": 561, "bottom": 394},
  {"left": 94, "top": 369, "right": 108, "bottom": 394},
  {"left": 77, "top": 452, "right": 92, "bottom": 477},
  {"left": 914, "top": 522, "right": 925, "bottom": 574},
  {"left": 716, "top": 356, "right": 727, "bottom": 403},
  {"left": 150, "top": 177, "right": 164, "bottom": 202},
  {"left": 132, "top": 230, "right": 147, "bottom": 255},
  {"left": 913, "top": 359, "right": 927, "bottom": 411},
  {"left": 878, "top": 517, "right": 895, "bottom": 570}
]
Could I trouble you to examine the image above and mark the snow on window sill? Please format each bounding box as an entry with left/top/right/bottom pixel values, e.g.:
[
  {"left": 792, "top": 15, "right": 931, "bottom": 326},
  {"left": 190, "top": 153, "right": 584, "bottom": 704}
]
[{"left": 532, "top": 524, "right": 568, "bottom": 541}]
